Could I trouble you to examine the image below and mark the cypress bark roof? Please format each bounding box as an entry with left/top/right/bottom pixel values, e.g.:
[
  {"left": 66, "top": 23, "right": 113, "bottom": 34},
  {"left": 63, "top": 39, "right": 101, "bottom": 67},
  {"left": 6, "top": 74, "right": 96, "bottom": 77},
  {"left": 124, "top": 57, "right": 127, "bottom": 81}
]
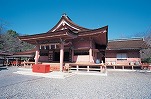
[
  {"left": 18, "top": 14, "right": 108, "bottom": 45},
  {"left": 107, "top": 38, "right": 149, "bottom": 50},
  {"left": 49, "top": 14, "right": 90, "bottom": 32}
]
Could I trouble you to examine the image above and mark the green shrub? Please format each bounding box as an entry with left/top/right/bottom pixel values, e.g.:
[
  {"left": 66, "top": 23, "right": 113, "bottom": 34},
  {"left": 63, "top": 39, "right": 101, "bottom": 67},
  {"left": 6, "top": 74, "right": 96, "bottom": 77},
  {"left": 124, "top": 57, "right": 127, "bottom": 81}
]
[{"left": 142, "top": 57, "right": 151, "bottom": 63}]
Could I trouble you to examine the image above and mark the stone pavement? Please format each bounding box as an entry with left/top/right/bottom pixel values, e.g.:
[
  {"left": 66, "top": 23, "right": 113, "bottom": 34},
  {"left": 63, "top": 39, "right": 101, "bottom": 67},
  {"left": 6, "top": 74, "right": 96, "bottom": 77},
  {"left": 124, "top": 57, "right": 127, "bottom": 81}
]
[{"left": 0, "top": 66, "right": 151, "bottom": 99}]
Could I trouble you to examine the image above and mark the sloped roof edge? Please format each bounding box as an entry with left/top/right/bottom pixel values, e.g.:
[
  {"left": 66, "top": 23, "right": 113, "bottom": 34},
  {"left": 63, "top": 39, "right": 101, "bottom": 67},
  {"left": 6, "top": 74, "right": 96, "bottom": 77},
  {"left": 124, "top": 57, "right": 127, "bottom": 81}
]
[
  {"left": 48, "top": 14, "right": 90, "bottom": 32},
  {"left": 107, "top": 38, "right": 149, "bottom": 50}
]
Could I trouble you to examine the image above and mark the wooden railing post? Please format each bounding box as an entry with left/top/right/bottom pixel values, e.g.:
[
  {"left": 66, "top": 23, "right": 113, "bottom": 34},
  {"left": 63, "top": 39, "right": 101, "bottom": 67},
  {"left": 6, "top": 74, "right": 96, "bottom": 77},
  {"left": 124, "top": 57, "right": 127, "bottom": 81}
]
[{"left": 87, "top": 66, "right": 89, "bottom": 72}]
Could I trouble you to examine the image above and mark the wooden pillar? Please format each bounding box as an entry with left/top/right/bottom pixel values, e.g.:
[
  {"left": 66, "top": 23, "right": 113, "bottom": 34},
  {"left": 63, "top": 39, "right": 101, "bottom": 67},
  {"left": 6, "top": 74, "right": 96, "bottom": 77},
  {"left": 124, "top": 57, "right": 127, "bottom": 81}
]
[
  {"left": 87, "top": 66, "right": 90, "bottom": 72},
  {"left": 113, "top": 66, "right": 115, "bottom": 69},
  {"left": 100, "top": 66, "right": 103, "bottom": 73},
  {"left": 76, "top": 65, "right": 79, "bottom": 72},
  {"left": 60, "top": 42, "right": 64, "bottom": 72},
  {"left": 132, "top": 66, "right": 134, "bottom": 70},
  {"left": 3, "top": 56, "right": 5, "bottom": 66},
  {"left": 35, "top": 45, "right": 40, "bottom": 64},
  {"left": 122, "top": 66, "right": 124, "bottom": 70},
  {"left": 89, "top": 40, "right": 93, "bottom": 63},
  {"left": 89, "top": 48, "right": 93, "bottom": 63},
  {"left": 72, "top": 49, "right": 74, "bottom": 62},
  {"left": 6, "top": 58, "right": 9, "bottom": 66},
  {"left": 15, "top": 58, "right": 18, "bottom": 66}
]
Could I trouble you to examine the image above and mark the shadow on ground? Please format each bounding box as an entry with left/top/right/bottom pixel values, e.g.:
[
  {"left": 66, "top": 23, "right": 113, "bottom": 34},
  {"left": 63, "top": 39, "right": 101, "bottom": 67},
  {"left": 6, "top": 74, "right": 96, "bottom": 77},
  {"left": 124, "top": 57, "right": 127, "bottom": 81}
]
[{"left": 0, "top": 67, "right": 8, "bottom": 71}]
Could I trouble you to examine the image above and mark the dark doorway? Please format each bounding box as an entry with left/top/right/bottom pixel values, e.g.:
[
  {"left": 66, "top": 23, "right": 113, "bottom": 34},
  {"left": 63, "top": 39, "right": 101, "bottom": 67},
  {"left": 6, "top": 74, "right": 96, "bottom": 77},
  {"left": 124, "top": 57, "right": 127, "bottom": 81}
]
[
  {"left": 64, "top": 52, "right": 69, "bottom": 61},
  {"left": 54, "top": 51, "right": 70, "bottom": 62},
  {"left": 54, "top": 52, "right": 60, "bottom": 61}
]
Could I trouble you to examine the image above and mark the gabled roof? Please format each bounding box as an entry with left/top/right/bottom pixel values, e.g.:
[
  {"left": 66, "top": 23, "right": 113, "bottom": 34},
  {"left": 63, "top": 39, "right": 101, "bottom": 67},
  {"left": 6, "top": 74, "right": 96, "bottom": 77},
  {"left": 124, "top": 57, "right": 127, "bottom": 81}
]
[
  {"left": 18, "top": 29, "right": 78, "bottom": 44},
  {"left": 0, "top": 50, "right": 12, "bottom": 56},
  {"left": 78, "top": 26, "right": 108, "bottom": 45},
  {"left": 49, "top": 14, "right": 90, "bottom": 32},
  {"left": 18, "top": 14, "right": 108, "bottom": 45},
  {"left": 13, "top": 49, "right": 36, "bottom": 55},
  {"left": 3, "top": 49, "right": 35, "bottom": 58},
  {"left": 107, "top": 38, "right": 149, "bottom": 50}
]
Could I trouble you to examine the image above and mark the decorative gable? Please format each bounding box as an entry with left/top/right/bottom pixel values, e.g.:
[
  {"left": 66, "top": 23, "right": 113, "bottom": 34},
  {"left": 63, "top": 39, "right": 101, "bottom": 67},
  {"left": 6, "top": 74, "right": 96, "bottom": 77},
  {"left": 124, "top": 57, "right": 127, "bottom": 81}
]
[
  {"left": 18, "top": 14, "right": 108, "bottom": 46},
  {"left": 51, "top": 19, "right": 80, "bottom": 32},
  {"left": 49, "top": 14, "right": 89, "bottom": 32}
]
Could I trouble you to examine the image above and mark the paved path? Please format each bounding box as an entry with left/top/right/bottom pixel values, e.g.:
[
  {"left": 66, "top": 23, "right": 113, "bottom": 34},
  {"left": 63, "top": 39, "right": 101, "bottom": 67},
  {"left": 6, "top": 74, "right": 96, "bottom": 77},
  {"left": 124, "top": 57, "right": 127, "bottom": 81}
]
[{"left": 0, "top": 67, "right": 151, "bottom": 99}]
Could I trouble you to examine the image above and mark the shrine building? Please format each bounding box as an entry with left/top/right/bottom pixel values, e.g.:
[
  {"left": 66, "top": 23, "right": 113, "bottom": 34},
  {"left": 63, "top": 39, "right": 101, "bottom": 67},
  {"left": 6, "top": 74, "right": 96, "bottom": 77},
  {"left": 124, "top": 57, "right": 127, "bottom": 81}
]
[
  {"left": 18, "top": 14, "right": 148, "bottom": 71},
  {"left": 19, "top": 14, "right": 108, "bottom": 71}
]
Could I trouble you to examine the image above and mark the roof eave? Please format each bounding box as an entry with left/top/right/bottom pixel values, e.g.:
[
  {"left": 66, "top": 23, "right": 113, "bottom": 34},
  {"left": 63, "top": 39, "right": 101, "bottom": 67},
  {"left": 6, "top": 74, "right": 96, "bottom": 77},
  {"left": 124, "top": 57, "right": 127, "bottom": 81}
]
[{"left": 106, "top": 48, "right": 142, "bottom": 50}]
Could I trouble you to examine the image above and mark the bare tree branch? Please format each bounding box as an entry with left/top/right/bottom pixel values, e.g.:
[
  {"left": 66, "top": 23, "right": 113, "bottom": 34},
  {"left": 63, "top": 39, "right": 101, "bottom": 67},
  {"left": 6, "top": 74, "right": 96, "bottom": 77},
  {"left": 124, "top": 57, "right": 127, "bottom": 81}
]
[{"left": 0, "top": 18, "right": 9, "bottom": 34}]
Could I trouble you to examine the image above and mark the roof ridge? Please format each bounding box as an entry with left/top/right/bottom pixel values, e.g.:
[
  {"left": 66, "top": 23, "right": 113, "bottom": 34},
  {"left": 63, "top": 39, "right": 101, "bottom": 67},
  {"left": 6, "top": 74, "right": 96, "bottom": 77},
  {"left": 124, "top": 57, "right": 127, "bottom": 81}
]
[
  {"left": 109, "top": 37, "right": 144, "bottom": 42},
  {"left": 62, "top": 13, "right": 72, "bottom": 21},
  {"left": 49, "top": 14, "right": 91, "bottom": 32}
]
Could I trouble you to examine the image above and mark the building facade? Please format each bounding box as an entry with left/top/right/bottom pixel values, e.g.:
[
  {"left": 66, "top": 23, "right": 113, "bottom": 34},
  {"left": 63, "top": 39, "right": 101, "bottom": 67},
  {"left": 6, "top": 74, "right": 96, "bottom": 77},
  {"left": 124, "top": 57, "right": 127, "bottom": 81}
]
[
  {"left": 19, "top": 14, "right": 108, "bottom": 71},
  {"left": 106, "top": 39, "right": 148, "bottom": 66},
  {"left": 18, "top": 14, "right": 148, "bottom": 71}
]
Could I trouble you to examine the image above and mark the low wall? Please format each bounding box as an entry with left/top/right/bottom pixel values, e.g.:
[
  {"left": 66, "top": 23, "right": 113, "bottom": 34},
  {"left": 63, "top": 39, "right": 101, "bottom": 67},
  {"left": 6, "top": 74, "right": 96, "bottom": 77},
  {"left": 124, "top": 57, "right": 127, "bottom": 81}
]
[
  {"left": 73, "top": 55, "right": 89, "bottom": 62},
  {"left": 105, "top": 58, "right": 141, "bottom": 65}
]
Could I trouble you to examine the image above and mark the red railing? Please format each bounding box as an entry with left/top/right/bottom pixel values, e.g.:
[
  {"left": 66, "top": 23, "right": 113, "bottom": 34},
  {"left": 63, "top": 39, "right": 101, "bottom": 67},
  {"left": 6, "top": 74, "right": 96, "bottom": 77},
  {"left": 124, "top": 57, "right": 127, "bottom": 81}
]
[{"left": 141, "top": 63, "right": 151, "bottom": 70}]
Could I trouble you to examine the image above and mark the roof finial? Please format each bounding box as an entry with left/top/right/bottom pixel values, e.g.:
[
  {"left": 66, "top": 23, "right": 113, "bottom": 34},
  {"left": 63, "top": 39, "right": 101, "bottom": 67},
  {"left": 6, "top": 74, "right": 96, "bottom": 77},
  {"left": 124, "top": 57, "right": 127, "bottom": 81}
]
[{"left": 62, "top": 13, "right": 67, "bottom": 17}]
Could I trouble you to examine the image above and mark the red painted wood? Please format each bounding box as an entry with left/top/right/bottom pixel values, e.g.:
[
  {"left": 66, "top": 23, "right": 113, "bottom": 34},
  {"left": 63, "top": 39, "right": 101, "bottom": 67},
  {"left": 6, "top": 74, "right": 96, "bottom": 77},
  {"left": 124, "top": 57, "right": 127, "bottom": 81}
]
[{"left": 32, "top": 64, "right": 50, "bottom": 73}]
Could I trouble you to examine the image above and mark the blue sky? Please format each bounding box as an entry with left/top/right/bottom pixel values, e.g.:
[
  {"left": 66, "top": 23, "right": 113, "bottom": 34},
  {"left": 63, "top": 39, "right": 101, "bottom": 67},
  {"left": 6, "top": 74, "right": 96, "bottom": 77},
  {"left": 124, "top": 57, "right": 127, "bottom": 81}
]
[{"left": 0, "top": 0, "right": 151, "bottom": 40}]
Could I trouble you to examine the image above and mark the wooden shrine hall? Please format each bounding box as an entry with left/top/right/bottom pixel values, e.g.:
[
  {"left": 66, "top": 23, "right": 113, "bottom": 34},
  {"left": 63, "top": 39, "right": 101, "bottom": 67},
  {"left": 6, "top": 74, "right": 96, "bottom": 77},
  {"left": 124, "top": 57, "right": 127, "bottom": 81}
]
[{"left": 18, "top": 14, "right": 108, "bottom": 72}]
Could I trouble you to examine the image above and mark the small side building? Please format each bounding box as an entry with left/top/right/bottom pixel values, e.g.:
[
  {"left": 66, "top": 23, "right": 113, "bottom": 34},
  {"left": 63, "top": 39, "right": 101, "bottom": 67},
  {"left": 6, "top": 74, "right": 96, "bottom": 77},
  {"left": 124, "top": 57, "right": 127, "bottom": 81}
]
[
  {"left": 0, "top": 51, "right": 12, "bottom": 66},
  {"left": 105, "top": 38, "right": 148, "bottom": 69}
]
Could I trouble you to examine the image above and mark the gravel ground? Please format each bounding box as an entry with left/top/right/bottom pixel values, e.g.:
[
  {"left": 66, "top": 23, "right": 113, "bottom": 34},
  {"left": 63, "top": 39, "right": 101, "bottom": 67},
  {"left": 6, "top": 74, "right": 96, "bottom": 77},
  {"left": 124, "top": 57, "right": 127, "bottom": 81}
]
[{"left": 0, "top": 66, "right": 151, "bottom": 99}]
